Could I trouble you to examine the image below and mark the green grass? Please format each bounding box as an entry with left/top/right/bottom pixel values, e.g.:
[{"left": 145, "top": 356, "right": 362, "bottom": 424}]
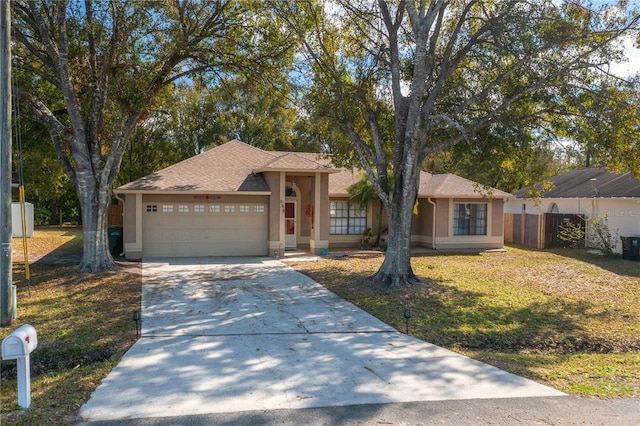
[
  {"left": 2, "top": 234, "right": 638, "bottom": 423},
  {"left": 287, "top": 245, "right": 640, "bottom": 397},
  {"left": 1, "top": 227, "right": 141, "bottom": 425}
]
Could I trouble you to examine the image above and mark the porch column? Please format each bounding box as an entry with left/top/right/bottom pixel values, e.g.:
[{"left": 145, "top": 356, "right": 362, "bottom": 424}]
[
  {"left": 310, "top": 172, "right": 329, "bottom": 255},
  {"left": 123, "top": 193, "right": 143, "bottom": 260},
  {"left": 266, "top": 171, "right": 285, "bottom": 258}
]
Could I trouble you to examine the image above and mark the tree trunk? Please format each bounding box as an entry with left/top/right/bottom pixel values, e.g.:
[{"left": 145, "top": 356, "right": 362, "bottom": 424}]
[
  {"left": 76, "top": 172, "right": 114, "bottom": 272},
  {"left": 374, "top": 201, "right": 384, "bottom": 247},
  {"left": 49, "top": 198, "right": 60, "bottom": 225},
  {"left": 372, "top": 165, "right": 420, "bottom": 286}
]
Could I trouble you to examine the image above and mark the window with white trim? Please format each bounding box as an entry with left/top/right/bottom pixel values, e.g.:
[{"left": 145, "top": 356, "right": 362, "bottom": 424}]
[
  {"left": 178, "top": 204, "right": 189, "bottom": 213},
  {"left": 239, "top": 205, "right": 250, "bottom": 213},
  {"left": 162, "top": 204, "right": 173, "bottom": 213},
  {"left": 210, "top": 204, "right": 220, "bottom": 213},
  {"left": 453, "top": 203, "right": 487, "bottom": 235},
  {"left": 255, "top": 205, "right": 265, "bottom": 213},
  {"left": 330, "top": 201, "right": 366, "bottom": 235},
  {"left": 146, "top": 205, "right": 157, "bottom": 212},
  {"left": 224, "top": 205, "right": 235, "bottom": 213},
  {"left": 194, "top": 205, "right": 205, "bottom": 213}
]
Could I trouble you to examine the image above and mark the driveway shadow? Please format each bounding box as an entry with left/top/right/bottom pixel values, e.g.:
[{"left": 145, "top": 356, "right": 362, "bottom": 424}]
[{"left": 78, "top": 257, "right": 563, "bottom": 421}]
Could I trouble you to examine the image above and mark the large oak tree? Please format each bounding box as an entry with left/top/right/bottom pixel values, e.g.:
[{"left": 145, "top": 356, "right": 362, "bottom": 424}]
[
  {"left": 279, "top": 0, "right": 639, "bottom": 286},
  {"left": 13, "top": 0, "right": 293, "bottom": 271}
]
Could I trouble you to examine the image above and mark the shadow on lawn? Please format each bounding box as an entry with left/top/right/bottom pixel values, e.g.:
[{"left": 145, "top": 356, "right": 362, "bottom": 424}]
[
  {"left": 33, "top": 231, "right": 83, "bottom": 266},
  {"left": 547, "top": 247, "right": 640, "bottom": 278},
  {"left": 301, "top": 263, "right": 639, "bottom": 355},
  {"left": 406, "top": 280, "right": 636, "bottom": 354}
]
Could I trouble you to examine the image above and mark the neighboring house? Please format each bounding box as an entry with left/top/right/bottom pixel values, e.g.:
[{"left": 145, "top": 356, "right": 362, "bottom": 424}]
[
  {"left": 115, "top": 140, "right": 511, "bottom": 259},
  {"left": 505, "top": 168, "right": 640, "bottom": 253}
]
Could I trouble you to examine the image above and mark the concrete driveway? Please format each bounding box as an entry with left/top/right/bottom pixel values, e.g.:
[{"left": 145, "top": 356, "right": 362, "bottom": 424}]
[{"left": 79, "top": 257, "right": 563, "bottom": 422}]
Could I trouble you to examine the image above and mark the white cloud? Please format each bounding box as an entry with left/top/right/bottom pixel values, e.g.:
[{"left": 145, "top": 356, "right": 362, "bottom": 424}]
[{"left": 608, "top": 36, "right": 640, "bottom": 78}]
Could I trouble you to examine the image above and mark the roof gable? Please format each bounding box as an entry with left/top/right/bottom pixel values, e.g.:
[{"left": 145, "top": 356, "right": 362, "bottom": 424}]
[
  {"left": 514, "top": 168, "right": 640, "bottom": 199},
  {"left": 117, "top": 140, "right": 276, "bottom": 192},
  {"left": 116, "top": 139, "right": 510, "bottom": 199},
  {"left": 254, "top": 152, "right": 336, "bottom": 172},
  {"left": 116, "top": 140, "right": 337, "bottom": 193},
  {"left": 419, "top": 173, "right": 512, "bottom": 198},
  {"left": 329, "top": 168, "right": 510, "bottom": 199}
]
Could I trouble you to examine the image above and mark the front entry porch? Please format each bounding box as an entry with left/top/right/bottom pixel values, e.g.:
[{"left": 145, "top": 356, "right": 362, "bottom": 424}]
[{"left": 266, "top": 170, "right": 332, "bottom": 258}]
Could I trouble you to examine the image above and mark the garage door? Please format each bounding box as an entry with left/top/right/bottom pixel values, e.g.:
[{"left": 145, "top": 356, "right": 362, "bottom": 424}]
[{"left": 142, "top": 202, "right": 268, "bottom": 257}]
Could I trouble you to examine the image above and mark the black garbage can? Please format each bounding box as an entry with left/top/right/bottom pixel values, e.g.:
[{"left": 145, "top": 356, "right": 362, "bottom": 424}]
[
  {"left": 108, "top": 226, "right": 123, "bottom": 257},
  {"left": 620, "top": 236, "right": 640, "bottom": 261}
]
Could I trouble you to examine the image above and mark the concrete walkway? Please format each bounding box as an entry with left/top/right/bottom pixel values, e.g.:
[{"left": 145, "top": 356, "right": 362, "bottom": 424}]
[{"left": 78, "top": 257, "right": 563, "bottom": 422}]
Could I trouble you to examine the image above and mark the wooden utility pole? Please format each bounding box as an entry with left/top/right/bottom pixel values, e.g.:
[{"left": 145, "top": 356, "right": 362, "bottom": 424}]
[{"left": 0, "top": 0, "right": 13, "bottom": 326}]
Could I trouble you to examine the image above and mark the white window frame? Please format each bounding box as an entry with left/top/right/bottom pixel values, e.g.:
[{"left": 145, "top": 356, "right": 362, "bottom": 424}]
[
  {"left": 330, "top": 201, "right": 366, "bottom": 235},
  {"left": 453, "top": 202, "right": 487, "bottom": 236}
]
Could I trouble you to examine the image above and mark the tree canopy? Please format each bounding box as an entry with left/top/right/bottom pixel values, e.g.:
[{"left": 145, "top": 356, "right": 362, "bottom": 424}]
[
  {"left": 11, "top": 0, "right": 640, "bottom": 281},
  {"left": 12, "top": 0, "right": 295, "bottom": 271},
  {"left": 278, "top": 0, "right": 639, "bottom": 286}
]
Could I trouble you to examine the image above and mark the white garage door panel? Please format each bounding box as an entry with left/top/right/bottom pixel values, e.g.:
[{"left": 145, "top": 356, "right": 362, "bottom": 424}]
[{"left": 143, "top": 204, "right": 268, "bottom": 257}]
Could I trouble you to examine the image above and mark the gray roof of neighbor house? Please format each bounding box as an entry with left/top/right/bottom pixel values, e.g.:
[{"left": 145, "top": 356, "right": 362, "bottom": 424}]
[
  {"left": 513, "top": 168, "right": 640, "bottom": 199},
  {"left": 116, "top": 139, "right": 511, "bottom": 198}
]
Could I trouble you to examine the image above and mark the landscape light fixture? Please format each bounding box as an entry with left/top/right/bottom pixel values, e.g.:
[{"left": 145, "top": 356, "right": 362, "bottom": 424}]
[
  {"left": 132, "top": 310, "right": 141, "bottom": 338},
  {"left": 404, "top": 307, "right": 411, "bottom": 334}
]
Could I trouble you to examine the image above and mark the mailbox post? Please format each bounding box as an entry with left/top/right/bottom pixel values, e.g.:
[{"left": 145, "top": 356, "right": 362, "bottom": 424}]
[{"left": 1, "top": 324, "right": 38, "bottom": 408}]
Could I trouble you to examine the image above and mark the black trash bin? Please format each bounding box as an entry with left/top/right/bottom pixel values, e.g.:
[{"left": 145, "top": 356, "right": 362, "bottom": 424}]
[
  {"left": 620, "top": 236, "right": 640, "bottom": 261},
  {"left": 108, "top": 226, "right": 123, "bottom": 257}
]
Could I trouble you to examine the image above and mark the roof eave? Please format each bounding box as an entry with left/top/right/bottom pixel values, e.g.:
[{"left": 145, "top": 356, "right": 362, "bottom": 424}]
[
  {"left": 252, "top": 167, "right": 340, "bottom": 174},
  {"left": 114, "top": 189, "right": 271, "bottom": 196},
  {"left": 514, "top": 196, "right": 640, "bottom": 200}
]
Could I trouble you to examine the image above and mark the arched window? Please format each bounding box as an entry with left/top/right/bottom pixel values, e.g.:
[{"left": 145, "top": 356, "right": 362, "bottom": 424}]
[
  {"left": 285, "top": 185, "right": 296, "bottom": 197},
  {"left": 548, "top": 202, "right": 559, "bottom": 213}
]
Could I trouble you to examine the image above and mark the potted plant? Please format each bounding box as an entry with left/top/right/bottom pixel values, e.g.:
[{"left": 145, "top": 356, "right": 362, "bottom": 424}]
[{"left": 360, "top": 227, "right": 374, "bottom": 249}]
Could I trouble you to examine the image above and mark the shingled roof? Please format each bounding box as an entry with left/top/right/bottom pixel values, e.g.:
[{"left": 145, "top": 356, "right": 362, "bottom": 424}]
[
  {"left": 419, "top": 173, "right": 512, "bottom": 198},
  {"left": 513, "top": 168, "right": 640, "bottom": 199},
  {"left": 329, "top": 167, "right": 511, "bottom": 198},
  {"left": 116, "top": 140, "right": 336, "bottom": 193},
  {"left": 116, "top": 139, "right": 512, "bottom": 198}
]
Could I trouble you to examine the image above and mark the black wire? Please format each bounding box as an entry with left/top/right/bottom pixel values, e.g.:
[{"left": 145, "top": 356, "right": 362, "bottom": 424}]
[
  {"left": 11, "top": 18, "right": 31, "bottom": 296},
  {"left": 10, "top": 8, "right": 24, "bottom": 188}
]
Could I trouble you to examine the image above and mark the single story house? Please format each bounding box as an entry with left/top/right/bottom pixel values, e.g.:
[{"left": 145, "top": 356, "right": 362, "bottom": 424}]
[
  {"left": 115, "top": 140, "right": 512, "bottom": 259},
  {"left": 505, "top": 168, "right": 640, "bottom": 253}
]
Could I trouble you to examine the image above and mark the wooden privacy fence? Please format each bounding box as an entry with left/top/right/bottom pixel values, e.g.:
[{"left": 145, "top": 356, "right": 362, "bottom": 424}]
[
  {"left": 108, "top": 203, "right": 123, "bottom": 227},
  {"left": 504, "top": 213, "right": 586, "bottom": 249}
]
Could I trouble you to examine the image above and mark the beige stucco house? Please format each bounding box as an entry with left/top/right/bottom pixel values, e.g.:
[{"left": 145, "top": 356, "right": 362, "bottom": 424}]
[{"left": 115, "top": 140, "right": 511, "bottom": 259}]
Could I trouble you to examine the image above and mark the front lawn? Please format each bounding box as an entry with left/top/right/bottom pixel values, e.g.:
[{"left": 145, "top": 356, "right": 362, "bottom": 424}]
[
  {"left": 287, "top": 245, "right": 640, "bottom": 397},
  {"left": 1, "top": 227, "right": 141, "bottom": 425},
  {"left": 2, "top": 233, "right": 637, "bottom": 424}
]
